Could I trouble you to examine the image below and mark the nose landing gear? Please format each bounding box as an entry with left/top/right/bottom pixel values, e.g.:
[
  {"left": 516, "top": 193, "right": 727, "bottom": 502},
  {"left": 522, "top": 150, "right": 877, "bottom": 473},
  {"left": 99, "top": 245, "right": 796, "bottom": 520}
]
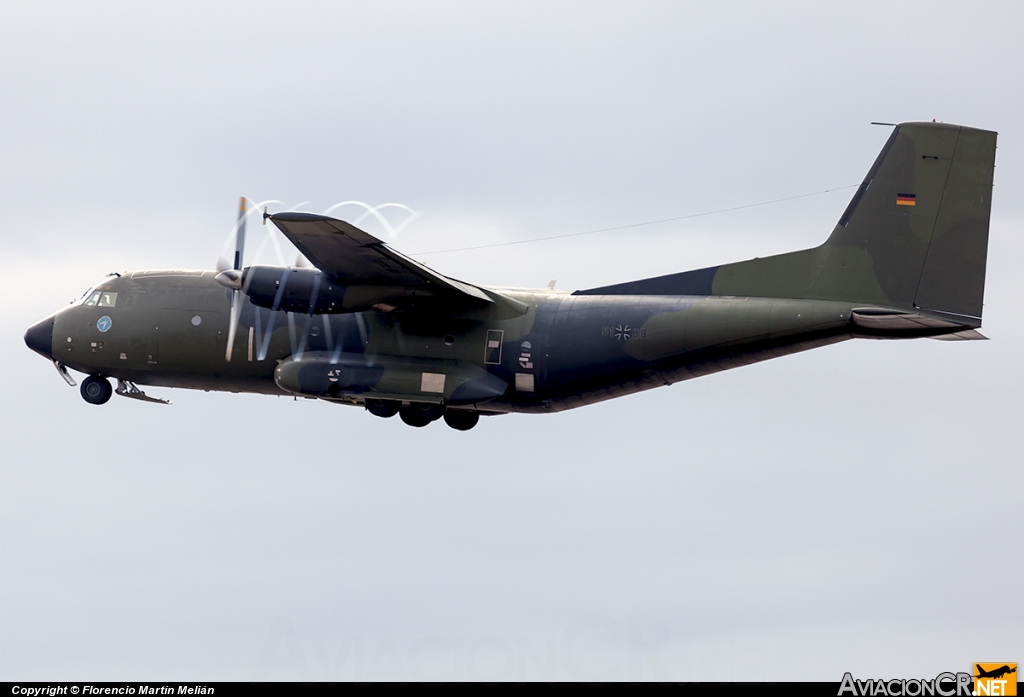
[{"left": 80, "top": 376, "right": 112, "bottom": 405}]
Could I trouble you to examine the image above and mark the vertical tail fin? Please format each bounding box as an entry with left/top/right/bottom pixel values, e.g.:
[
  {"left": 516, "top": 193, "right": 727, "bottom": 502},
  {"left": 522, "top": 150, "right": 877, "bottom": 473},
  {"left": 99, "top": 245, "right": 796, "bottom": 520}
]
[
  {"left": 822, "top": 121, "right": 997, "bottom": 319},
  {"left": 577, "top": 122, "right": 998, "bottom": 323}
]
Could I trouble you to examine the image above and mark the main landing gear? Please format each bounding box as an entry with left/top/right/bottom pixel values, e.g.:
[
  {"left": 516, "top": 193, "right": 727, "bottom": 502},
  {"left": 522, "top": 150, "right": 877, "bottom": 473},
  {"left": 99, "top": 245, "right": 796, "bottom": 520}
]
[
  {"left": 364, "top": 399, "right": 480, "bottom": 430},
  {"left": 365, "top": 398, "right": 400, "bottom": 418},
  {"left": 442, "top": 410, "right": 479, "bottom": 431},
  {"left": 399, "top": 402, "right": 443, "bottom": 428},
  {"left": 80, "top": 375, "right": 112, "bottom": 405}
]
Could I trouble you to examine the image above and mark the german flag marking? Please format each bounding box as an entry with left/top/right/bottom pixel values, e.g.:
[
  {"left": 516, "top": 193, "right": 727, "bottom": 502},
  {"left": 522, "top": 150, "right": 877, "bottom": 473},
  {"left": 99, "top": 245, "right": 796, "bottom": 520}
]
[{"left": 896, "top": 193, "right": 916, "bottom": 206}]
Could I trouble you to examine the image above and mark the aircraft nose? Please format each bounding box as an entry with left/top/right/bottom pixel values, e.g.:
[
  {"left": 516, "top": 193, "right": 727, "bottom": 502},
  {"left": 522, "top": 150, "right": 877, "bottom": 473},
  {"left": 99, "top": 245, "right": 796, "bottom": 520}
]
[{"left": 24, "top": 315, "right": 54, "bottom": 360}]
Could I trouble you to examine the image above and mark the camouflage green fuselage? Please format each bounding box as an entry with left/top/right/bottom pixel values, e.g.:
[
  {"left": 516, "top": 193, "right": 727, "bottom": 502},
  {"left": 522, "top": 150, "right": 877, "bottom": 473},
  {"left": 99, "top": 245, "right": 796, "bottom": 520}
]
[
  {"left": 31, "top": 121, "right": 995, "bottom": 420},
  {"left": 51, "top": 270, "right": 905, "bottom": 413}
]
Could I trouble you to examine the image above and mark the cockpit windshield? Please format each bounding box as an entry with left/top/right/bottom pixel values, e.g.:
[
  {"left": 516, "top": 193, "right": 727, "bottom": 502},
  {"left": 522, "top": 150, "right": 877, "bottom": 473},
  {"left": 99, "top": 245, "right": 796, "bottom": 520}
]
[
  {"left": 82, "top": 291, "right": 117, "bottom": 307},
  {"left": 78, "top": 277, "right": 119, "bottom": 307}
]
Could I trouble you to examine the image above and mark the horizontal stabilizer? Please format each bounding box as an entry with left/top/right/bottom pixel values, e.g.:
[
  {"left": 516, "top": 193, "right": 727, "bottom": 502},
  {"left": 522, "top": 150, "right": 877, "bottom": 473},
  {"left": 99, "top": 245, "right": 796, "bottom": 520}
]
[
  {"left": 850, "top": 308, "right": 965, "bottom": 331},
  {"left": 930, "top": 329, "right": 989, "bottom": 341}
]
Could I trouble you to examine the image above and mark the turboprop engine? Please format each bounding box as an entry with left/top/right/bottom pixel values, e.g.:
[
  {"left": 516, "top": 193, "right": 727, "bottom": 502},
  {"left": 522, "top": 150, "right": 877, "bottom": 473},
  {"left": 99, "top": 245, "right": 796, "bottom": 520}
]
[
  {"left": 216, "top": 265, "right": 348, "bottom": 314},
  {"left": 216, "top": 264, "right": 440, "bottom": 314}
]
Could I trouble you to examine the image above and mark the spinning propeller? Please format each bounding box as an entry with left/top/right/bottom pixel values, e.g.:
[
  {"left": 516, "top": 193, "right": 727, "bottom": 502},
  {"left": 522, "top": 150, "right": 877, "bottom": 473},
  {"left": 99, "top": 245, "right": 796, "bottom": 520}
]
[
  {"left": 213, "top": 196, "right": 414, "bottom": 362},
  {"left": 217, "top": 197, "right": 249, "bottom": 362}
]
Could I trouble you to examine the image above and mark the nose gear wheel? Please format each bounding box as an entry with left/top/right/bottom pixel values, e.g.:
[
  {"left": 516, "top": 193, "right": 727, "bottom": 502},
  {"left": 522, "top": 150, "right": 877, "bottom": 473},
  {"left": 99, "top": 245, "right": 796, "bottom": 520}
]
[{"left": 80, "top": 376, "right": 112, "bottom": 405}]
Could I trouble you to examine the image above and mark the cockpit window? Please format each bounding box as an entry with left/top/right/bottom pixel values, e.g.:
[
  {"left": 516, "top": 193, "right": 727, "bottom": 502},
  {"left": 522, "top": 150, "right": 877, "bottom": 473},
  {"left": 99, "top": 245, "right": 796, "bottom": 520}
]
[
  {"left": 83, "top": 292, "right": 101, "bottom": 307},
  {"left": 98, "top": 292, "right": 117, "bottom": 307}
]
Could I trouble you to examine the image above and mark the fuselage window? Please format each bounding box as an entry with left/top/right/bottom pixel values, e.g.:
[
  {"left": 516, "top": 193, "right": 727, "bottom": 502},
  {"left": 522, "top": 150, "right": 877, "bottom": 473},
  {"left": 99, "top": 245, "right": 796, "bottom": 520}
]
[
  {"left": 83, "top": 292, "right": 101, "bottom": 307},
  {"left": 98, "top": 292, "right": 118, "bottom": 307}
]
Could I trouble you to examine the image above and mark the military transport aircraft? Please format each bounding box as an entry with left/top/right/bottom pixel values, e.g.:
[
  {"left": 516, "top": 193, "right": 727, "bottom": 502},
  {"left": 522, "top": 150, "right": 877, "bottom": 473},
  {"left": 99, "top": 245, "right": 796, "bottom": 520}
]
[{"left": 24, "top": 121, "right": 996, "bottom": 430}]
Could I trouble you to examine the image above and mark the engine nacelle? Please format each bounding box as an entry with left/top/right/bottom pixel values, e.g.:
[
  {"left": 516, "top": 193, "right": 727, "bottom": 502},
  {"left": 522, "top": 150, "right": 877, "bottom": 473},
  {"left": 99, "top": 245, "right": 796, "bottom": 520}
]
[
  {"left": 217, "top": 265, "right": 440, "bottom": 314},
  {"left": 241, "top": 265, "right": 348, "bottom": 314}
]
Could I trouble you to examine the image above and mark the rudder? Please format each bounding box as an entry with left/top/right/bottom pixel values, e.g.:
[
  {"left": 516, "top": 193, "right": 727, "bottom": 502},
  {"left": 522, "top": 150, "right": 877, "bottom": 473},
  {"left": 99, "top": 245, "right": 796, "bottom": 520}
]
[{"left": 913, "top": 126, "right": 997, "bottom": 319}]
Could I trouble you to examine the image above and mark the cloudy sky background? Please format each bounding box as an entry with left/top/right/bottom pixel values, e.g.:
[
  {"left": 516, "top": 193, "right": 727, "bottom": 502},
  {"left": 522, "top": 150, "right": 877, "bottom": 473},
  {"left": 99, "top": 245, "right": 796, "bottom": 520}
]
[{"left": 2, "top": 0, "right": 1021, "bottom": 680}]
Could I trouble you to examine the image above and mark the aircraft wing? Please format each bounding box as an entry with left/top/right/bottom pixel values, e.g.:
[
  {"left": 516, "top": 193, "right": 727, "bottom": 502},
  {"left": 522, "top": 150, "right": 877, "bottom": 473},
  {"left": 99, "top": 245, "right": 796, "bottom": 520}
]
[{"left": 268, "top": 212, "right": 492, "bottom": 303}]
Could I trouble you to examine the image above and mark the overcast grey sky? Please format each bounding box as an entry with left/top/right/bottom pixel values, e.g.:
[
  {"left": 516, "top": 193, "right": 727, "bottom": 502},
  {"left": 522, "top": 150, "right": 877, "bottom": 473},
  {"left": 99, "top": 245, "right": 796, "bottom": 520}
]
[{"left": 2, "top": 0, "right": 1021, "bottom": 681}]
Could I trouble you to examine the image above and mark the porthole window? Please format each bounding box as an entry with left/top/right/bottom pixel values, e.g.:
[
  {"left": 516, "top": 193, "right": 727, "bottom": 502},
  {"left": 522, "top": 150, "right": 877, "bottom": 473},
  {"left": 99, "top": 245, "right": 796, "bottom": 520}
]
[{"left": 191, "top": 315, "right": 202, "bottom": 326}]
